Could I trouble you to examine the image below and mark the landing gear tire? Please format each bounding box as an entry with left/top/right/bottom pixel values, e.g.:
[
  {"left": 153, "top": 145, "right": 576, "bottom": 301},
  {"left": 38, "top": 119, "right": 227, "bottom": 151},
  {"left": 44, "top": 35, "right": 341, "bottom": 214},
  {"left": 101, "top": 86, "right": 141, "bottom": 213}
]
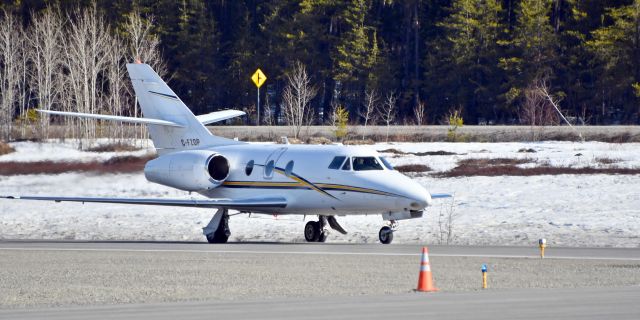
[
  {"left": 318, "top": 231, "right": 328, "bottom": 243},
  {"left": 379, "top": 226, "right": 394, "bottom": 244},
  {"left": 304, "top": 221, "right": 321, "bottom": 242}
]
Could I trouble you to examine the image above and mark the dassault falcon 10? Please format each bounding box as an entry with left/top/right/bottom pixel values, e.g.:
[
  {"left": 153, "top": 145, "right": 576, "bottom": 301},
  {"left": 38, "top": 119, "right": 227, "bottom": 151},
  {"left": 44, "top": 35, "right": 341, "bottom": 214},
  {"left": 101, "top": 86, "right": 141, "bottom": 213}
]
[{"left": 3, "top": 63, "right": 450, "bottom": 244}]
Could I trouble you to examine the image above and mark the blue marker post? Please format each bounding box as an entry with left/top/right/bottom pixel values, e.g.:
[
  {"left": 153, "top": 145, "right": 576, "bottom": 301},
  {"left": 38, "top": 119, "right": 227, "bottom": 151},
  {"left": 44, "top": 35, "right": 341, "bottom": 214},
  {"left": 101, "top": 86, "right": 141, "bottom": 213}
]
[{"left": 481, "top": 264, "right": 488, "bottom": 289}]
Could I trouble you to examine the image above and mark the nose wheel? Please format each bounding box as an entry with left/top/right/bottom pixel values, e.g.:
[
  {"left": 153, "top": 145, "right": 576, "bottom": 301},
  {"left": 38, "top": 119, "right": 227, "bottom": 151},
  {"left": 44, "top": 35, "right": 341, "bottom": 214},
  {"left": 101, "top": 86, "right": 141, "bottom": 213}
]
[
  {"left": 378, "top": 220, "right": 397, "bottom": 244},
  {"left": 304, "top": 216, "right": 329, "bottom": 242}
]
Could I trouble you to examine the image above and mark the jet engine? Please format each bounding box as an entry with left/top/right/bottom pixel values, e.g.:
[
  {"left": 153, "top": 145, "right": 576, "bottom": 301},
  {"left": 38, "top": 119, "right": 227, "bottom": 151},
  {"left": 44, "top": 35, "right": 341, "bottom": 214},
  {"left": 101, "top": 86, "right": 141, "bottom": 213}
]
[{"left": 144, "top": 150, "right": 230, "bottom": 191}]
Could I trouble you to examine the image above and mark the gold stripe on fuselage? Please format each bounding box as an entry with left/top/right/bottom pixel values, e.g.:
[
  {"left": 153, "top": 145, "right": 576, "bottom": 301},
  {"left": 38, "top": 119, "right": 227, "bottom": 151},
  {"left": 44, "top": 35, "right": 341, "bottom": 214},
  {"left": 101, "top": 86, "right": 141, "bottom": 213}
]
[{"left": 221, "top": 181, "right": 402, "bottom": 198}]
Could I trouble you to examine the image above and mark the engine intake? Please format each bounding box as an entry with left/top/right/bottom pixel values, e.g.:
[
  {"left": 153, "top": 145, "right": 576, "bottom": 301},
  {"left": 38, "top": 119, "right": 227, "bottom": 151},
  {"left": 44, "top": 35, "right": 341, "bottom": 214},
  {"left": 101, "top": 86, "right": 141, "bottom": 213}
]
[
  {"left": 144, "top": 150, "right": 230, "bottom": 191},
  {"left": 207, "top": 154, "right": 229, "bottom": 181}
]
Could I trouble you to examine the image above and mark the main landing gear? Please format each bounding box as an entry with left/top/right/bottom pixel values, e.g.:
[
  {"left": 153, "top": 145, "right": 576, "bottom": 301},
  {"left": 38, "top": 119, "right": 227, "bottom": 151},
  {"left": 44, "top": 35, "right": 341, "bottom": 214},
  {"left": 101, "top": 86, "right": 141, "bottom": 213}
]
[
  {"left": 304, "top": 216, "right": 328, "bottom": 242},
  {"left": 304, "top": 216, "right": 348, "bottom": 243},
  {"left": 378, "top": 220, "right": 398, "bottom": 245},
  {"left": 203, "top": 208, "right": 230, "bottom": 243}
]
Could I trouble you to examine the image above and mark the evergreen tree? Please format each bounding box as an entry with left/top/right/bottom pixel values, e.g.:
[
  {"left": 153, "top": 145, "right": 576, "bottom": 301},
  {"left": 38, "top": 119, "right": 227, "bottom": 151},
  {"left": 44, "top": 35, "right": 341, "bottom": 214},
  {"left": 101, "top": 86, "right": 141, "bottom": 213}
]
[
  {"left": 439, "top": 0, "right": 503, "bottom": 122},
  {"left": 500, "top": 0, "right": 558, "bottom": 117},
  {"left": 588, "top": 0, "right": 640, "bottom": 123}
]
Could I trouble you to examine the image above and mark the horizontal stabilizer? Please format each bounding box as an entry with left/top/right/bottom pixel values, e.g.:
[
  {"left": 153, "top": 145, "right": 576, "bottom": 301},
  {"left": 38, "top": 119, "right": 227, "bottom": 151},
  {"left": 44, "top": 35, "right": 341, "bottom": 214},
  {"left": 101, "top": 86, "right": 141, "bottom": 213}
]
[
  {"left": 196, "top": 110, "right": 246, "bottom": 125},
  {"left": 2, "top": 195, "right": 287, "bottom": 209},
  {"left": 37, "top": 110, "right": 184, "bottom": 127}
]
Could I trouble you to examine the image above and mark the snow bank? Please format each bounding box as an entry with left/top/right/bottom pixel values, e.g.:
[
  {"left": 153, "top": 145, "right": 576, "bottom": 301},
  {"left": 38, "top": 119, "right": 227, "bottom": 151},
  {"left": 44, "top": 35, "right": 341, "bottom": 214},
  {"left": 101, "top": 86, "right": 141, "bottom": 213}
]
[{"left": 0, "top": 141, "right": 639, "bottom": 247}]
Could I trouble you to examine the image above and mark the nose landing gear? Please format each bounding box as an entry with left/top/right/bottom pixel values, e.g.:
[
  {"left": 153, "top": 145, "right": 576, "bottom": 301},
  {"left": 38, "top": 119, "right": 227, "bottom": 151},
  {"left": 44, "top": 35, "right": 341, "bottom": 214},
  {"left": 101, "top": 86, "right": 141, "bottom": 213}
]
[{"left": 378, "top": 220, "right": 398, "bottom": 244}]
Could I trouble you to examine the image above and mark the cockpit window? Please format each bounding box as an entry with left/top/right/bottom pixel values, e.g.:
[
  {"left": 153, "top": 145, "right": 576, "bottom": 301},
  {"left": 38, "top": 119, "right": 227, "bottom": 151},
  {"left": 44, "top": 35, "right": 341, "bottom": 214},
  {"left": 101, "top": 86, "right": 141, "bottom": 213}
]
[
  {"left": 341, "top": 157, "right": 351, "bottom": 170},
  {"left": 328, "top": 156, "right": 346, "bottom": 169},
  {"left": 352, "top": 157, "right": 383, "bottom": 171},
  {"left": 380, "top": 157, "right": 394, "bottom": 170}
]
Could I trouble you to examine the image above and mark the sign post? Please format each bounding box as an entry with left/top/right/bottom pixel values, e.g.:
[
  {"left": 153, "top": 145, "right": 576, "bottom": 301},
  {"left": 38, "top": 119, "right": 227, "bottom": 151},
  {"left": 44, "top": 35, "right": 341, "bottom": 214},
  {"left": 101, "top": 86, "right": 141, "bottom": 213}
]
[{"left": 251, "top": 69, "right": 267, "bottom": 125}]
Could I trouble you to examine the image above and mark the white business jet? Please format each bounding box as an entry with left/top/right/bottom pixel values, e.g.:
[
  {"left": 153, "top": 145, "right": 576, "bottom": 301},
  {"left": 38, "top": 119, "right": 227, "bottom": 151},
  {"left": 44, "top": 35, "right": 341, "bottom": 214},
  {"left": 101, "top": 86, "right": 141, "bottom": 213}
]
[{"left": 3, "top": 63, "right": 449, "bottom": 244}]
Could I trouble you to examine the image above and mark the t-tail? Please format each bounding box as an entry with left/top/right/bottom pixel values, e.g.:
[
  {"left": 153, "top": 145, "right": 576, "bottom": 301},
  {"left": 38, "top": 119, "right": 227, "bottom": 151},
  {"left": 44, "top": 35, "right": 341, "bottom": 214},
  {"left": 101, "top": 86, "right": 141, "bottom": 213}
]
[{"left": 38, "top": 63, "right": 245, "bottom": 155}]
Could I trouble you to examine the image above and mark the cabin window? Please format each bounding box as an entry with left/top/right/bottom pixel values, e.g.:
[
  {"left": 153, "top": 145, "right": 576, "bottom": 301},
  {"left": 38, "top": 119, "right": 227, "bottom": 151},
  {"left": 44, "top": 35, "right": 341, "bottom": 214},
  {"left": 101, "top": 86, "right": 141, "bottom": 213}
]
[
  {"left": 352, "top": 157, "right": 383, "bottom": 171},
  {"left": 341, "top": 157, "right": 351, "bottom": 170},
  {"left": 264, "top": 159, "right": 275, "bottom": 178},
  {"left": 245, "top": 160, "right": 254, "bottom": 176},
  {"left": 285, "top": 160, "right": 294, "bottom": 177},
  {"left": 328, "top": 156, "right": 346, "bottom": 169},
  {"left": 380, "top": 157, "right": 394, "bottom": 170}
]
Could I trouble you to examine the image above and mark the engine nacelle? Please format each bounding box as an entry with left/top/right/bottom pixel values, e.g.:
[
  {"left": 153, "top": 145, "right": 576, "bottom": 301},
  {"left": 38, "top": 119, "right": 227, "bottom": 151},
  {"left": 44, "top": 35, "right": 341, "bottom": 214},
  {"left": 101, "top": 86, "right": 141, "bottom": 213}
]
[{"left": 144, "top": 150, "right": 230, "bottom": 191}]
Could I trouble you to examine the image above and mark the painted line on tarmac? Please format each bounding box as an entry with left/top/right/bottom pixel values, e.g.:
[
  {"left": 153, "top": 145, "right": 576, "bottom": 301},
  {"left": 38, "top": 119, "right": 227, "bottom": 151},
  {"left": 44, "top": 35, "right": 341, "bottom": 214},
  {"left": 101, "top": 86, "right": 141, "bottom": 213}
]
[{"left": 0, "top": 247, "right": 639, "bottom": 261}]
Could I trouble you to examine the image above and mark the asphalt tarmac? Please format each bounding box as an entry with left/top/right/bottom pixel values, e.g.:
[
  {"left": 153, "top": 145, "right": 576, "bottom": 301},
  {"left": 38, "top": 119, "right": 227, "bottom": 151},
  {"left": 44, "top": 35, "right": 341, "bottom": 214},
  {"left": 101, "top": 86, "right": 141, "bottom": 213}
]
[{"left": 1, "top": 241, "right": 639, "bottom": 319}]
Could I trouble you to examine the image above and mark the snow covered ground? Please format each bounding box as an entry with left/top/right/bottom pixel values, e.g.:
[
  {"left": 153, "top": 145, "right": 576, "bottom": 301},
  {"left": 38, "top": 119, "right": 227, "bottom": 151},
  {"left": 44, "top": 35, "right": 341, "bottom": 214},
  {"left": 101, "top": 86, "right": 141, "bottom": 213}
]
[{"left": 0, "top": 140, "right": 639, "bottom": 247}]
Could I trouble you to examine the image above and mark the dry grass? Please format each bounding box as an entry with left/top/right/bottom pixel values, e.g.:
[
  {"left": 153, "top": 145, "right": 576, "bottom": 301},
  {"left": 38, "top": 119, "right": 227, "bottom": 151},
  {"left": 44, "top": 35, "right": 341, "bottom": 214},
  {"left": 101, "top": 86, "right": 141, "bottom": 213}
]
[
  {"left": 457, "top": 158, "right": 533, "bottom": 167},
  {"left": 438, "top": 166, "right": 640, "bottom": 177},
  {"left": 343, "top": 139, "right": 375, "bottom": 145},
  {"left": 378, "top": 148, "right": 458, "bottom": 156},
  {"left": 86, "top": 142, "right": 142, "bottom": 153},
  {"left": 0, "top": 155, "right": 155, "bottom": 176},
  {"left": 595, "top": 157, "right": 621, "bottom": 165},
  {"left": 0, "top": 141, "right": 15, "bottom": 156},
  {"left": 306, "top": 137, "right": 333, "bottom": 145},
  {"left": 437, "top": 157, "right": 640, "bottom": 177},
  {"left": 8, "top": 124, "right": 640, "bottom": 143},
  {"left": 395, "top": 164, "right": 432, "bottom": 173}
]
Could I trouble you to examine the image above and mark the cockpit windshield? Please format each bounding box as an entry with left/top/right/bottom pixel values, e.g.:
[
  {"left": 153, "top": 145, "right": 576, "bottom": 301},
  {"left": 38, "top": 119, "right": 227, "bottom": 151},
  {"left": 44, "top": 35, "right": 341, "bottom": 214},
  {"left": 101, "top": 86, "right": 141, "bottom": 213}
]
[
  {"left": 352, "top": 157, "right": 384, "bottom": 171},
  {"left": 379, "top": 157, "right": 394, "bottom": 170}
]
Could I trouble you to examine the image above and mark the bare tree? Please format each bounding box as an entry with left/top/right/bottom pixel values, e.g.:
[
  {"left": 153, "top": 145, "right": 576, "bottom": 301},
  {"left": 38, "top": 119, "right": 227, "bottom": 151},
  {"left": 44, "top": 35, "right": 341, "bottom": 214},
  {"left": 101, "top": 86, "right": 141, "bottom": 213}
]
[
  {"left": 437, "top": 196, "right": 459, "bottom": 245},
  {"left": 125, "top": 9, "right": 166, "bottom": 143},
  {"left": 521, "top": 78, "right": 559, "bottom": 127},
  {"left": 0, "top": 11, "right": 24, "bottom": 141},
  {"left": 27, "top": 8, "right": 64, "bottom": 139},
  {"left": 359, "top": 88, "right": 378, "bottom": 140},
  {"left": 378, "top": 92, "right": 397, "bottom": 142},
  {"left": 282, "top": 62, "right": 317, "bottom": 139},
  {"left": 125, "top": 10, "right": 165, "bottom": 76},
  {"left": 537, "top": 79, "right": 585, "bottom": 142},
  {"left": 63, "top": 5, "right": 112, "bottom": 144},
  {"left": 104, "top": 35, "right": 130, "bottom": 143},
  {"left": 262, "top": 98, "right": 275, "bottom": 126},
  {"left": 413, "top": 101, "right": 426, "bottom": 126}
]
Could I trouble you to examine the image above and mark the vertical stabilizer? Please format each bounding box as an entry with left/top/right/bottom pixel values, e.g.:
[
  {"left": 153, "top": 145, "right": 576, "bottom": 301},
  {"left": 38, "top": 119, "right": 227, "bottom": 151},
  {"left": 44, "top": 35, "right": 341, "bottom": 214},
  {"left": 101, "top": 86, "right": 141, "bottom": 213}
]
[{"left": 126, "top": 63, "right": 242, "bottom": 155}]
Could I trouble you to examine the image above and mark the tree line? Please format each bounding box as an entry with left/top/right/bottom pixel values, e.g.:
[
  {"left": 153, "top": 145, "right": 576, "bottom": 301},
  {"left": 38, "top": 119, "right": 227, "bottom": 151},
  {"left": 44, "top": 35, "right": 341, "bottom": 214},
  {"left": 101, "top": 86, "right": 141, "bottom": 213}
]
[{"left": 1, "top": 0, "right": 639, "bottom": 142}]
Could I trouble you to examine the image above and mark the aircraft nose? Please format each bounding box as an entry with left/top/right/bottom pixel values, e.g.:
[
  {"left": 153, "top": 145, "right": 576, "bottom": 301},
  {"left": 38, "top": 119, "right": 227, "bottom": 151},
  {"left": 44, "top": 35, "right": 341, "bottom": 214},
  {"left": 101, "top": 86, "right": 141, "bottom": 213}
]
[{"left": 402, "top": 179, "right": 432, "bottom": 210}]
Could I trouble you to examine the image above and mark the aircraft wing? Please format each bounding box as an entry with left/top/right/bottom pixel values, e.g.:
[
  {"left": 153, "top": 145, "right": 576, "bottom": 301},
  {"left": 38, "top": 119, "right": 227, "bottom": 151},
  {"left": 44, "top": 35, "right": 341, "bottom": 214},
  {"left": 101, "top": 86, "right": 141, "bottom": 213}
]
[
  {"left": 196, "top": 110, "right": 246, "bottom": 125},
  {"left": 2, "top": 195, "right": 287, "bottom": 209}
]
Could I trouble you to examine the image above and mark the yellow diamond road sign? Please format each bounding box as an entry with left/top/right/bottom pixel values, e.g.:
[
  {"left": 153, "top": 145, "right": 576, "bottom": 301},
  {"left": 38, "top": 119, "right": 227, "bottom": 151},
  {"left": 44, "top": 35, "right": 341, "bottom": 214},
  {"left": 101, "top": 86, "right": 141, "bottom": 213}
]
[{"left": 251, "top": 69, "right": 267, "bottom": 88}]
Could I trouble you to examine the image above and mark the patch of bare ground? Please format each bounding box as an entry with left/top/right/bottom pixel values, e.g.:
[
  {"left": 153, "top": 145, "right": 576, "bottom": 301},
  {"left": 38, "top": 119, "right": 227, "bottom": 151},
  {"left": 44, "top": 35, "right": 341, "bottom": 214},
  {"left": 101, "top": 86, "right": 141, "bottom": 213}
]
[
  {"left": 85, "top": 142, "right": 142, "bottom": 152},
  {"left": 378, "top": 148, "right": 459, "bottom": 156},
  {"left": 0, "top": 141, "right": 15, "bottom": 156},
  {"left": 437, "top": 157, "right": 640, "bottom": 177},
  {"left": 0, "top": 155, "right": 156, "bottom": 176},
  {"left": 306, "top": 137, "right": 333, "bottom": 145},
  {"left": 395, "top": 164, "right": 432, "bottom": 173},
  {"left": 595, "top": 157, "right": 621, "bottom": 165},
  {"left": 343, "top": 139, "right": 375, "bottom": 145}
]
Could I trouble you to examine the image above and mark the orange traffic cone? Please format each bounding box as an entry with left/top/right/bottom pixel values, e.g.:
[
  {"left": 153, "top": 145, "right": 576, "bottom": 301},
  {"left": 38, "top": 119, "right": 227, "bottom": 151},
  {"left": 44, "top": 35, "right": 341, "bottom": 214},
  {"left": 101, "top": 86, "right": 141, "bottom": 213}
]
[{"left": 416, "top": 246, "right": 438, "bottom": 292}]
